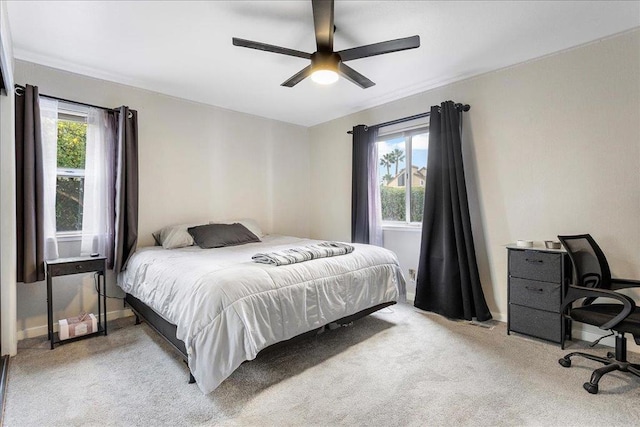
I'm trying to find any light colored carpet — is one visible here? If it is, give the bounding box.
[4,302,640,426]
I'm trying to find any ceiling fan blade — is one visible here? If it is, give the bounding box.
[337,35,420,62]
[312,0,334,52]
[232,37,311,60]
[281,65,313,87]
[338,63,375,89]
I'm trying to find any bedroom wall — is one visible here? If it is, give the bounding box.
[308,30,640,345]
[0,0,17,355]
[13,60,311,338]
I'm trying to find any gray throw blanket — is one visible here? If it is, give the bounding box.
[252,241,355,266]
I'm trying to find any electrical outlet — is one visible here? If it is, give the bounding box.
[409,269,416,281]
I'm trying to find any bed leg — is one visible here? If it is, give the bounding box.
[183,360,196,384]
[134,314,141,325]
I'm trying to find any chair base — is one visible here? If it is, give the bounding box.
[558,334,640,394]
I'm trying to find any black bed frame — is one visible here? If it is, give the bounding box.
[124,293,395,384]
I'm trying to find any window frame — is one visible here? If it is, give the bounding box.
[55,107,88,238]
[377,125,429,229]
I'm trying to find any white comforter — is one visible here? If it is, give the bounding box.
[117,235,404,394]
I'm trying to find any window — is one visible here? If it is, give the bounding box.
[377,126,428,224]
[40,97,115,261]
[55,108,87,234]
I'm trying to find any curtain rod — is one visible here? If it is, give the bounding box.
[14,84,116,113]
[346,103,470,134]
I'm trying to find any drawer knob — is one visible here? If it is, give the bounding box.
[525,258,543,264]
[75,265,82,270]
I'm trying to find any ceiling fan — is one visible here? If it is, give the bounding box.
[232,0,420,89]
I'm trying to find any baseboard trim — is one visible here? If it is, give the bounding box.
[16,307,640,354]
[17,309,134,341]
[501,319,640,354]
[405,291,415,304]
[490,312,507,323]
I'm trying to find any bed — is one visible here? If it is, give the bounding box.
[117,233,405,394]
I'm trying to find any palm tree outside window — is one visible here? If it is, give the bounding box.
[376,127,429,224]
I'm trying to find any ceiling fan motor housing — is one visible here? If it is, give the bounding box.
[311,51,341,72]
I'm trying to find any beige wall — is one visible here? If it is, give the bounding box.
[309,30,640,332]
[13,60,310,338]
[0,0,17,355]
[4,27,640,349]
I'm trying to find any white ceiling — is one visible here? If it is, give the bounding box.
[6,1,640,127]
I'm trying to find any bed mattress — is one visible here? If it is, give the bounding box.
[117,235,404,393]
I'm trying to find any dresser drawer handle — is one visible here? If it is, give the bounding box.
[525,259,543,264]
[525,286,545,294]
[75,265,82,270]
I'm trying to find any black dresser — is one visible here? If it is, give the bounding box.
[507,246,571,347]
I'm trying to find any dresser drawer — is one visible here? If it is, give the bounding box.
[509,250,562,283]
[509,304,562,343]
[509,278,561,312]
[48,259,105,277]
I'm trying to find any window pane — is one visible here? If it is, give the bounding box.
[57,120,87,169]
[378,137,407,222]
[56,119,87,232]
[56,176,85,232]
[410,132,428,222]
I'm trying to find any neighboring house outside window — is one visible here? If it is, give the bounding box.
[377,126,429,225]
[386,165,427,188]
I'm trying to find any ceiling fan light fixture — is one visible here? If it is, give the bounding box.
[310,51,341,85]
[311,69,339,85]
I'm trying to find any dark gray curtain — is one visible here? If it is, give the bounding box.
[112,107,139,273]
[414,101,491,321]
[15,84,45,283]
[351,124,381,245]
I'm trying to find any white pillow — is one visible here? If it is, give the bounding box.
[153,223,201,249]
[209,218,264,238]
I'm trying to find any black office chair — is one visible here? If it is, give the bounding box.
[557,234,640,394]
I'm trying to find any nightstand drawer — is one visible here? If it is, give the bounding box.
[48,259,105,277]
[509,304,562,343]
[509,250,562,283]
[509,278,561,312]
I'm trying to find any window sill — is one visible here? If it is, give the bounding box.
[382,223,422,232]
[56,233,82,242]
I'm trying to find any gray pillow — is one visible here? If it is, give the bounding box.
[187,223,260,249]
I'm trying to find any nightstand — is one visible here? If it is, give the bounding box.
[45,256,107,349]
[506,246,572,348]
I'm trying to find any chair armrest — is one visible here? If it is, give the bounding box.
[611,278,640,290]
[561,285,636,330]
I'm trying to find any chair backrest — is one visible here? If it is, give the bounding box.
[557,234,612,290]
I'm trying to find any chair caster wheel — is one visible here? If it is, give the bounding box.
[558,358,571,368]
[607,352,614,359]
[583,382,598,394]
